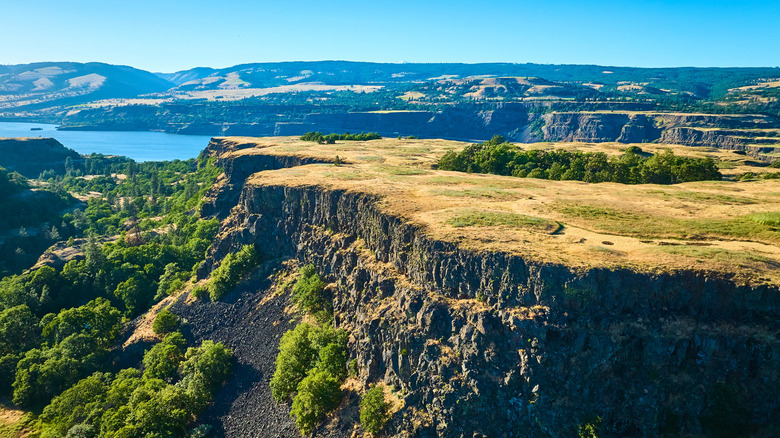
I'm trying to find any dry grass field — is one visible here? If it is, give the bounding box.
[215,136,780,285]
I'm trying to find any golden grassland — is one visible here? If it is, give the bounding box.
[215,136,780,285]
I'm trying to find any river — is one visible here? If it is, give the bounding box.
[0,122,213,162]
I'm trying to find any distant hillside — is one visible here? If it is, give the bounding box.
[3,61,780,155]
[0,62,173,110]
[156,66,218,86]
[162,61,780,98]
[0,137,81,178]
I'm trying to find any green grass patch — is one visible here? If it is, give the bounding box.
[717,161,737,169]
[429,187,516,199]
[0,411,34,438]
[747,212,780,226]
[447,210,562,234]
[393,146,431,154]
[356,155,385,163]
[556,204,640,221]
[430,176,473,185]
[555,202,780,243]
[663,191,758,205]
[657,246,780,269]
[378,166,430,176]
[323,171,372,180]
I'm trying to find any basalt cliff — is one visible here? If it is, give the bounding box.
[171,137,779,437]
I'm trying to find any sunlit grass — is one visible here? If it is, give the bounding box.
[747,212,780,226]
[447,209,562,234]
[555,202,780,243]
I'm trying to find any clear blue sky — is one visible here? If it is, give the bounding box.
[2,0,778,72]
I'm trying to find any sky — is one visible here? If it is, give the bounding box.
[1,0,779,72]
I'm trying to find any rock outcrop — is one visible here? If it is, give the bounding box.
[186,139,779,437]
[542,113,632,142]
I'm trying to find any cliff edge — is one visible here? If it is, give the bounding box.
[172,136,779,437]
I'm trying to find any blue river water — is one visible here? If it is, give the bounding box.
[0,122,213,162]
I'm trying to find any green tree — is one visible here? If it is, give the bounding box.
[0,304,40,356]
[152,308,180,335]
[114,275,154,316]
[270,323,317,402]
[142,332,186,381]
[290,368,342,435]
[12,346,82,409]
[178,340,233,395]
[360,385,391,435]
[317,343,347,381]
[207,244,258,301]
[41,298,122,348]
[291,264,328,315]
[40,372,112,436]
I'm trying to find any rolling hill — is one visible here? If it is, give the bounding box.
[0,62,173,111]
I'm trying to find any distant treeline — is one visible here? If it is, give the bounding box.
[438,136,722,184]
[300,131,382,143]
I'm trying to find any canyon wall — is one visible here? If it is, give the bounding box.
[189,139,779,437]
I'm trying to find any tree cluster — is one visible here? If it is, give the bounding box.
[38,332,232,437]
[300,131,382,144]
[438,136,722,184]
[270,265,348,435]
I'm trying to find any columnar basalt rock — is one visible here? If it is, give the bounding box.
[194,138,779,437]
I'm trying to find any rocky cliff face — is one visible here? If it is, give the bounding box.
[0,137,81,178]
[59,101,780,157]
[199,138,331,218]
[660,127,780,157]
[541,112,780,159]
[542,113,632,142]
[189,139,779,437]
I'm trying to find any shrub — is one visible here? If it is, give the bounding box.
[624,145,643,154]
[700,383,753,438]
[152,308,180,335]
[142,332,186,381]
[360,385,390,435]
[191,286,207,299]
[291,264,328,315]
[270,324,317,402]
[290,368,342,435]
[577,416,601,438]
[317,343,347,381]
[301,132,381,143]
[207,244,258,301]
[179,340,234,395]
[348,359,358,378]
